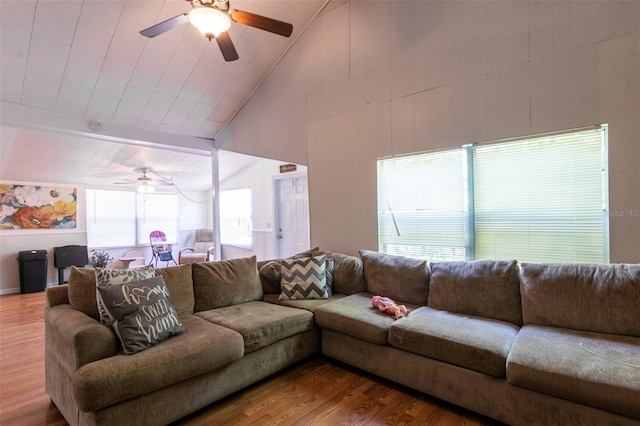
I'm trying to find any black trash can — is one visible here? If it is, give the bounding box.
[17,250,48,294]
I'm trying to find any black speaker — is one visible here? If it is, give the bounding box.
[54,245,89,268]
[54,245,89,284]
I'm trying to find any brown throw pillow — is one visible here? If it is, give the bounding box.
[97,276,186,355]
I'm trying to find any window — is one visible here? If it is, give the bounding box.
[377,126,609,263]
[378,150,466,260]
[219,188,252,247]
[135,193,179,245]
[87,189,178,248]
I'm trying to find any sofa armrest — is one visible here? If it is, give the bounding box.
[45,304,119,373]
[46,285,70,307]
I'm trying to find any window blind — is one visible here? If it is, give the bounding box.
[473,127,607,263]
[377,150,466,260]
[87,189,136,247]
[376,126,608,264]
[135,193,179,245]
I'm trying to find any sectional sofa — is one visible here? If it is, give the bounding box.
[44,249,640,426]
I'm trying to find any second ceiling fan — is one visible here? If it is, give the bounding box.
[140,0,293,62]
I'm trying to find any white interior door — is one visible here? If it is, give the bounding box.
[276,176,310,258]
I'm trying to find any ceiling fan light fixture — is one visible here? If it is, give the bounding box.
[189,7,231,39]
[138,184,155,194]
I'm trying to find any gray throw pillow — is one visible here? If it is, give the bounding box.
[95,265,156,325]
[96,276,186,355]
[359,250,429,306]
[280,255,330,300]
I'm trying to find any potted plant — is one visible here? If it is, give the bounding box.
[89,249,114,268]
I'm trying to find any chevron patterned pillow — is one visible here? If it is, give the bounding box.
[279,255,329,300]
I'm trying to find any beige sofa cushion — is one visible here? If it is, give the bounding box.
[360,250,429,306]
[192,256,263,311]
[196,301,314,353]
[389,306,519,377]
[520,263,640,336]
[72,315,244,412]
[263,293,347,312]
[507,325,640,419]
[314,293,420,345]
[428,260,522,326]
[155,263,194,316]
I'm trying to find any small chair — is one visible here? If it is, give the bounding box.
[179,228,214,264]
[149,230,177,267]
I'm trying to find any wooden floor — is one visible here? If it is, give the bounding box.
[0,292,503,426]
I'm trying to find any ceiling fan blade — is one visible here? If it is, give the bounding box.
[140,13,189,38]
[215,31,239,62]
[229,10,293,37]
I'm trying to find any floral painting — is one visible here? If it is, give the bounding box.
[0,184,77,229]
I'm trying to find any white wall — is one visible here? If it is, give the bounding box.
[216,0,640,263]
[0,185,212,294]
[219,157,306,260]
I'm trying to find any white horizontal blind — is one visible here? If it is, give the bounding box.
[377,150,466,260]
[87,189,136,247]
[473,127,607,263]
[135,193,179,245]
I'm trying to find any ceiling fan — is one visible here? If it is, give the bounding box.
[139,0,294,62]
[115,168,174,189]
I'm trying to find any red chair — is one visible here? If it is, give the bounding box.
[149,230,177,267]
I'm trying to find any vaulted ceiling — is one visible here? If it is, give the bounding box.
[0,0,328,190]
[1,0,327,138]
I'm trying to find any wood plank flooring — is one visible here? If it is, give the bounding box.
[0,292,503,426]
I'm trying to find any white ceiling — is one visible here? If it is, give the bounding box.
[0,124,263,191]
[0,0,328,190]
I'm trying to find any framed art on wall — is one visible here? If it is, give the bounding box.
[0,184,77,229]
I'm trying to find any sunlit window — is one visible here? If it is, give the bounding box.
[87,189,178,248]
[377,126,609,263]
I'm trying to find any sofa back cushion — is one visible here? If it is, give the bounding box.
[360,250,429,306]
[428,260,522,326]
[192,256,263,311]
[68,266,100,320]
[329,252,367,295]
[258,260,281,294]
[520,263,640,336]
[155,264,194,316]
